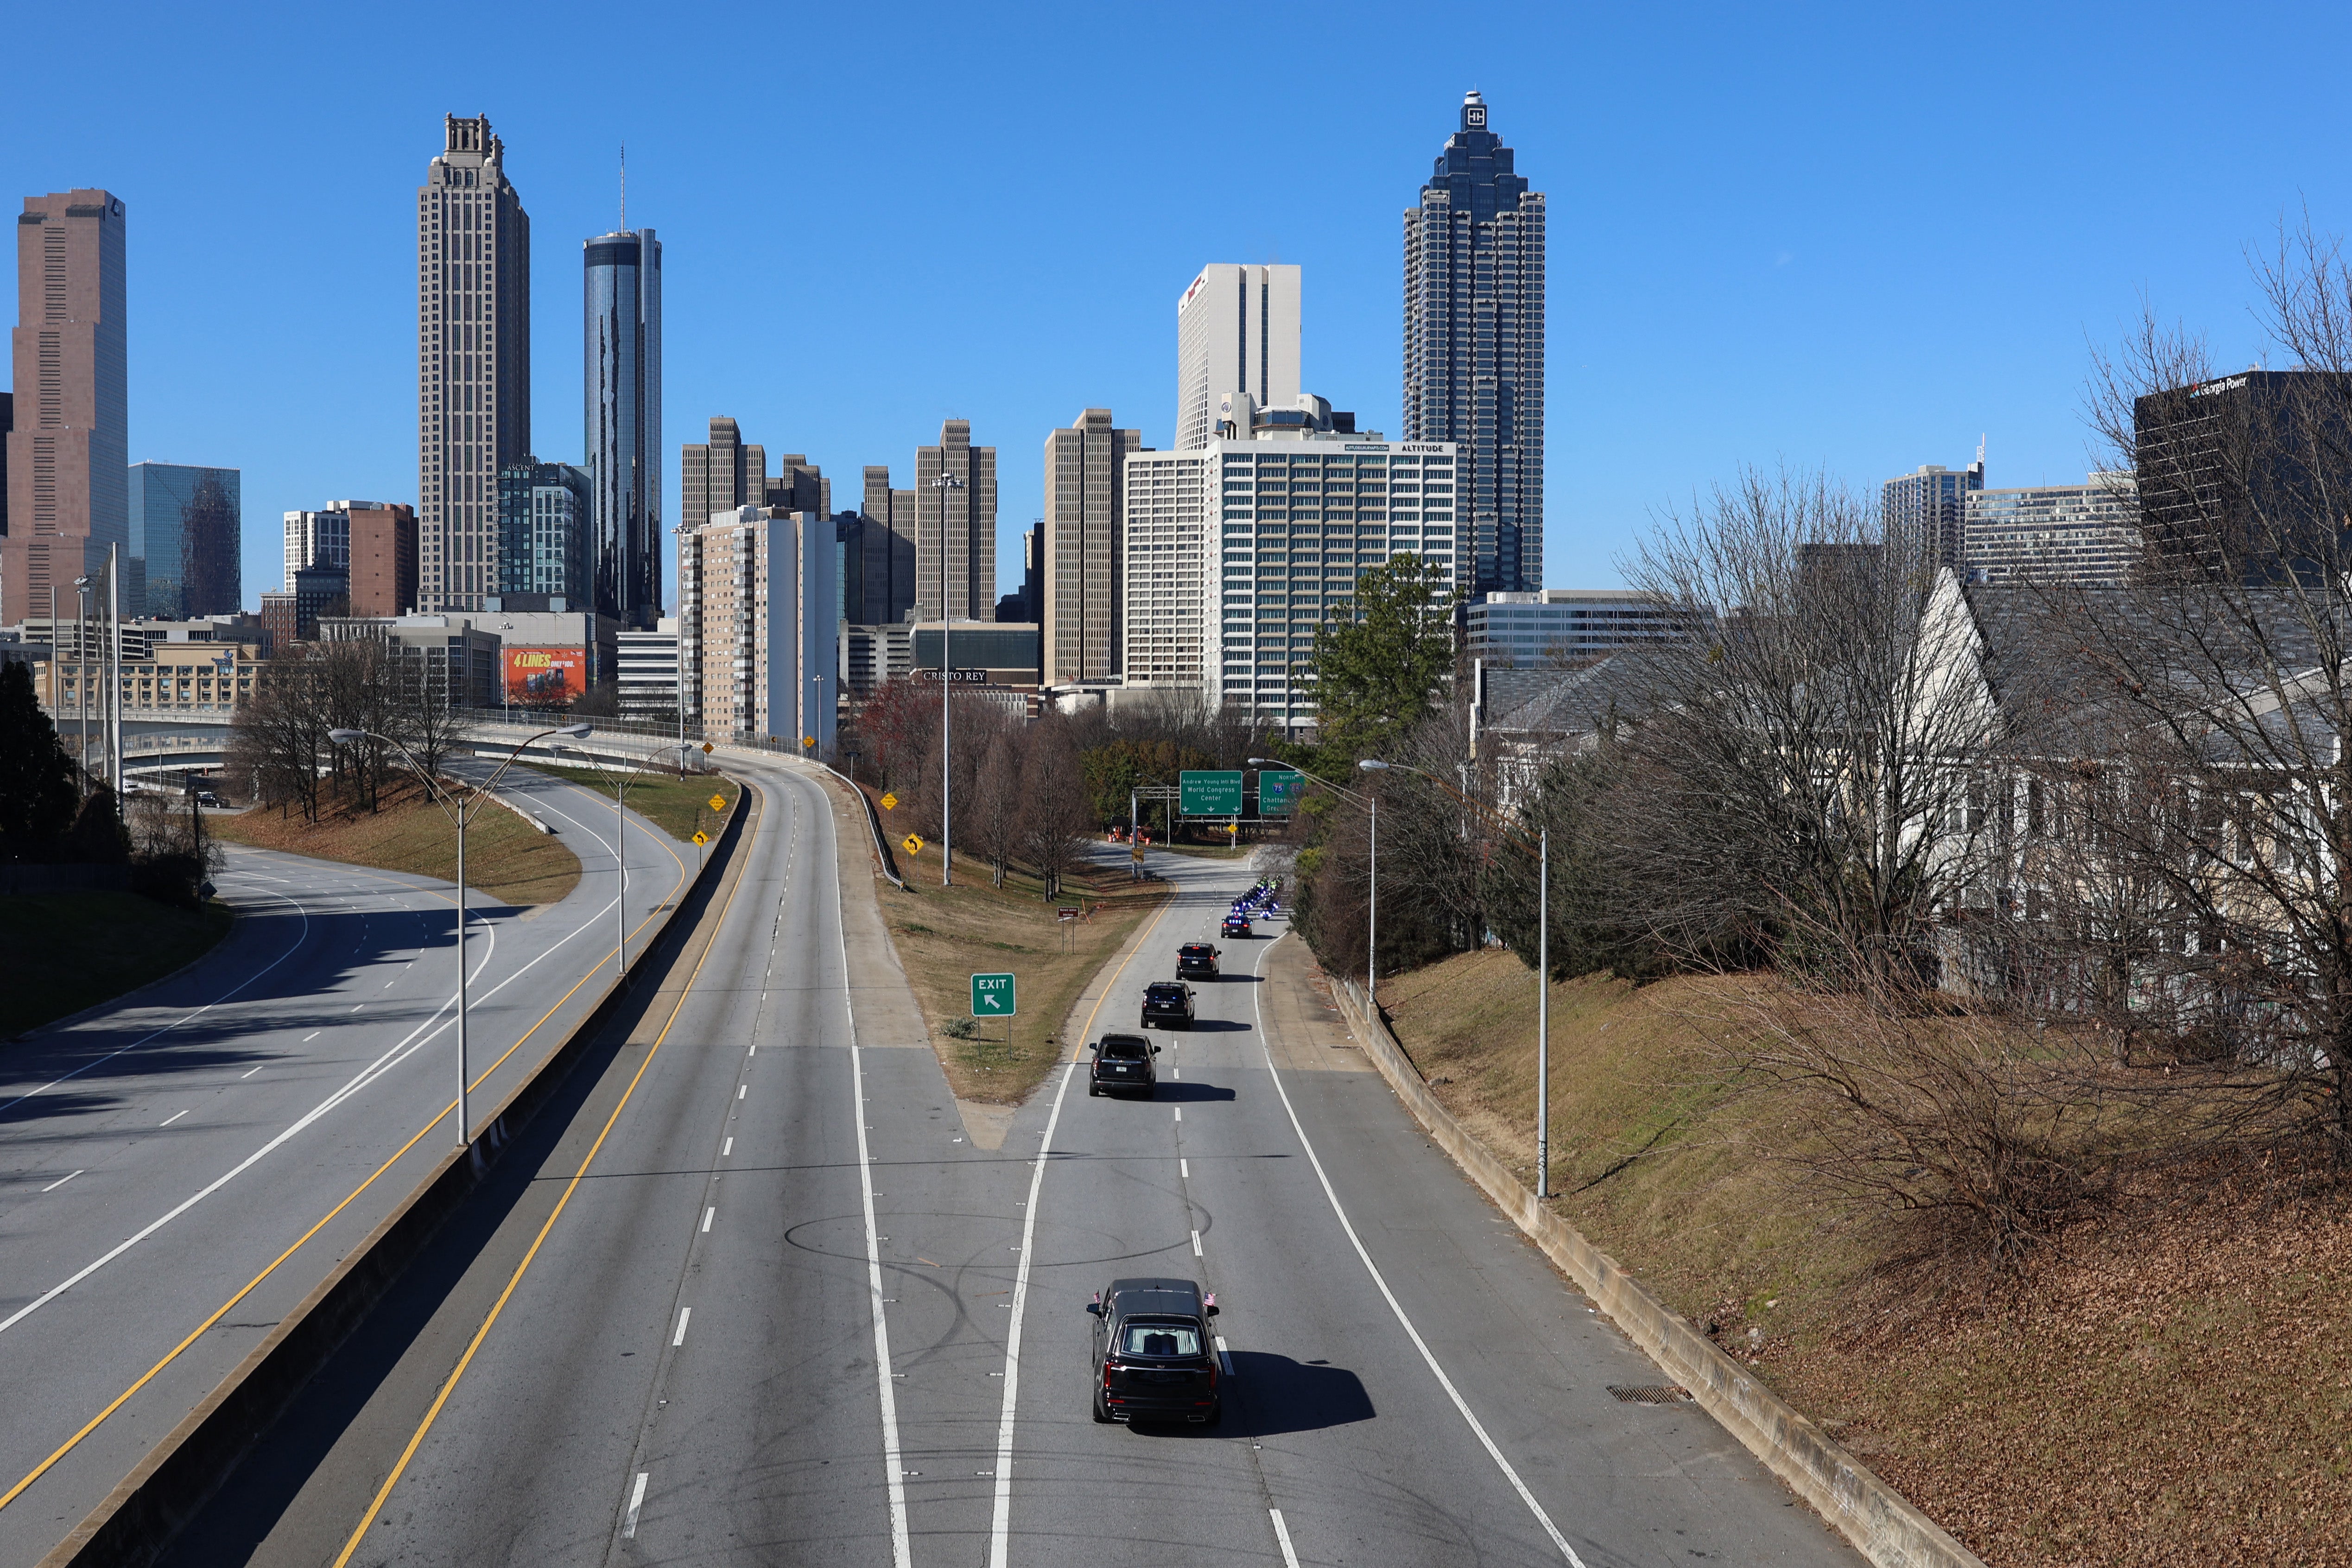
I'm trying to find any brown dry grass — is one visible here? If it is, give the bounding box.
[210,777,581,908]
[1379,948,2352,1566]
[879,850,1167,1104]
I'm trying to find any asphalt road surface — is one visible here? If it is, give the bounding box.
[159,763,1862,1568]
[0,763,689,1564]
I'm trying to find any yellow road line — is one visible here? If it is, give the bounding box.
[0,809,704,1517]
[1067,892,1178,1060]
[331,785,764,1565]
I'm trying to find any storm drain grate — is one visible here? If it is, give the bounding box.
[1607,1384,1695,1405]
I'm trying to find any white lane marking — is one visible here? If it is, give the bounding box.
[350,1005,364,1013]
[240,1065,264,1079]
[672,1308,691,1347]
[1252,934,1588,1566]
[988,1056,1079,1568]
[1191,1228,1204,1257]
[302,1031,320,1043]
[383,979,396,988]
[1217,1335,1234,1376]
[0,885,312,1117]
[158,1110,189,1127]
[622,1471,648,1539]
[721,1136,733,1157]
[0,910,521,1339]
[1270,1507,1302,1568]
[700,1206,715,1233]
[737,1083,746,1100]
[1173,1107,1182,1122]
[1179,1157,1188,1178]
[42,1171,84,1193]
[1173,1066,1181,1079]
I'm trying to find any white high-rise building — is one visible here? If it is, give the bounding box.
[417,114,531,614]
[681,507,837,750]
[1122,427,1459,735]
[283,504,366,590]
[1963,473,2141,587]
[1174,264,1300,452]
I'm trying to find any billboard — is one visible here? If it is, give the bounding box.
[503,646,588,706]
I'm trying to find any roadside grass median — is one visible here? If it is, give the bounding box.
[514,763,740,845]
[209,777,580,908]
[1375,946,2352,1566]
[0,892,234,1038]
[881,851,1167,1104]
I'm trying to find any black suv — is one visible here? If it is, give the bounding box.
[1140,982,1195,1030]
[1088,1276,1221,1425]
[1089,1033,1160,1097]
[1177,943,1220,979]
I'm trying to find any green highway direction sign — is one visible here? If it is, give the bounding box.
[971,972,1016,1017]
[1179,769,1244,816]
[1258,768,1305,816]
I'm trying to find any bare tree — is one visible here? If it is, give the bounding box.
[230,648,334,822]
[1018,720,1091,901]
[968,727,1026,887]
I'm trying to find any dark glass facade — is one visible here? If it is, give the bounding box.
[583,229,662,628]
[498,459,591,604]
[1403,92,1546,594]
[129,461,241,618]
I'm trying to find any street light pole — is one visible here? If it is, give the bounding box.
[555,736,693,981]
[328,720,588,1145]
[1249,756,1380,1006]
[932,470,965,888]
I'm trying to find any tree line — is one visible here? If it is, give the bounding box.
[228,638,469,822]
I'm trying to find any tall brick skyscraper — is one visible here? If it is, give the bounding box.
[4,190,127,625]
[418,115,530,613]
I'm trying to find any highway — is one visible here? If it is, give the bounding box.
[0,762,690,1565]
[158,755,1861,1568]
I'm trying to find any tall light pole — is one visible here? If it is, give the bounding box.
[1251,757,1381,1006]
[1360,756,1552,1199]
[552,736,693,980]
[329,720,588,1146]
[932,470,965,888]
[73,576,92,794]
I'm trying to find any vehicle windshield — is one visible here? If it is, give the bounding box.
[1099,1039,1147,1060]
[1119,1321,1203,1357]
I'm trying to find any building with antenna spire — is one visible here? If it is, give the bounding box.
[583,153,661,628]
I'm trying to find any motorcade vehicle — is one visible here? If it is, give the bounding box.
[1177,943,1221,979]
[195,790,222,807]
[1088,1033,1160,1097]
[1140,981,1195,1029]
[1088,1276,1221,1424]
[1221,913,1253,939]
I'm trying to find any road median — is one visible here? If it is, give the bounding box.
[33,783,755,1568]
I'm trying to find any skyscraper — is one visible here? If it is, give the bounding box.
[129,462,241,619]
[4,190,127,626]
[913,420,996,623]
[349,502,418,617]
[1042,408,1140,683]
[497,458,591,604]
[1175,265,1300,453]
[418,114,531,614]
[583,227,660,628]
[1403,91,1545,595]
[855,465,919,624]
[680,416,765,527]
[284,504,353,590]
[1882,456,1984,567]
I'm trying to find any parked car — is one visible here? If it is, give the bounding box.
[1088,1276,1221,1425]
[1089,1033,1160,1097]
[1177,943,1221,979]
[1221,913,1253,939]
[1140,981,1195,1030]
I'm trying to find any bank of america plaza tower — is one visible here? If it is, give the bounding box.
[1403,90,1544,594]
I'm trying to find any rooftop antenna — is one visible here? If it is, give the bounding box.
[1976,432,1986,466]
[619,144,626,231]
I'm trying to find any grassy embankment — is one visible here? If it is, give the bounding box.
[209,777,580,908]
[0,893,234,1038]
[513,764,741,846]
[1377,948,2352,1567]
[878,844,1167,1104]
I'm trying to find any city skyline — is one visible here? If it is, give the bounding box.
[10,5,2352,614]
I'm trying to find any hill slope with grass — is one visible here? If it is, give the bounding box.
[209,778,578,908]
[1377,947,2352,1566]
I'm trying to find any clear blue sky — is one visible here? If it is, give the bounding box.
[6,1,2347,612]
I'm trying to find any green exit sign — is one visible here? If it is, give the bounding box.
[1179,770,1243,816]
[970,972,1016,1016]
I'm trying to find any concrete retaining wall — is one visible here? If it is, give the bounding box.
[37,788,755,1568]
[1329,975,1985,1568]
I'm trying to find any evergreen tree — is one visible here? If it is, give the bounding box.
[1305,553,1459,770]
[0,661,78,851]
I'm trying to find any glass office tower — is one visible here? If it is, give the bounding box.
[130,461,241,618]
[584,228,661,628]
[1403,91,1546,595]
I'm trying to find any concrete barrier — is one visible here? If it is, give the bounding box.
[1329,974,1985,1568]
[36,787,755,1568]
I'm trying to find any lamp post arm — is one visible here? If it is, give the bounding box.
[1374,760,1534,852]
